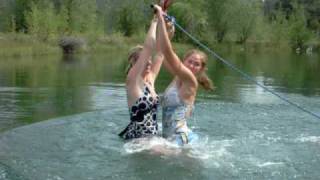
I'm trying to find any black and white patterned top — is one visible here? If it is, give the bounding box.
[119,85,159,140]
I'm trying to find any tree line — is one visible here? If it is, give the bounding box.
[0,0,319,51]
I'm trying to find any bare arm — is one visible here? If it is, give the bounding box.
[126,18,157,106]
[127,18,157,83]
[150,17,164,81]
[150,16,176,81]
[150,53,164,80]
[154,5,197,86]
[153,18,175,76]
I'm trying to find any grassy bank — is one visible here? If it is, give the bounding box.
[0,33,319,58]
[0,33,132,57]
[0,33,60,57]
[0,33,194,58]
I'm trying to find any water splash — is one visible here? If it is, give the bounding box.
[256,162,284,168]
[123,136,180,154]
[186,136,235,160]
[296,135,320,143]
[122,134,236,169]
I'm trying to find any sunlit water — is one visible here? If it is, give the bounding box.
[0,51,320,179]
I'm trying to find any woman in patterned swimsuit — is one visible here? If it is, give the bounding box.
[119,14,174,140]
[154,5,214,145]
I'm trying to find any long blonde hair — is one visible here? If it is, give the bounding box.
[183,49,214,91]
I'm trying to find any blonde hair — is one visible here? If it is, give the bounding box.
[126,45,143,74]
[183,49,214,91]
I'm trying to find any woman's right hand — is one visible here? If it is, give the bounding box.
[153,4,164,18]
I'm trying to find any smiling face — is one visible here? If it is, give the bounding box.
[183,50,207,75]
[183,53,203,74]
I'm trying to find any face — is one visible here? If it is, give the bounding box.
[143,58,152,75]
[183,53,203,75]
[130,55,152,76]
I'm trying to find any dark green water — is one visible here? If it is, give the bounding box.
[0,50,319,179]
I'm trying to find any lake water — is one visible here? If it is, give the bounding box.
[0,49,320,179]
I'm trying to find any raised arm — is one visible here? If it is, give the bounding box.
[151,15,176,81]
[154,5,197,86]
[151,0,176,78]
[150,17,164,80]
[127,18,157,83]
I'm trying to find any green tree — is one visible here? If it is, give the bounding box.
[13,0,29,32]
[269,10,290,46]
[287,3,313,50]
[65,0,98,34]
[170,0,208,42]
[117,6,135,36]
[115,0,151,37]
[206,0,233,43]
[56,4,69,35]
[0,0,15,32]
[302,0,320,34]
[25,2,58,40]
[231,0,259,44]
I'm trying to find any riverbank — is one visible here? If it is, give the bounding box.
[0,33,196,58]
[0,33,319,57]
[0,33,133,57]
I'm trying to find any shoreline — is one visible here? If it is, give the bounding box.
[0,33,319,58]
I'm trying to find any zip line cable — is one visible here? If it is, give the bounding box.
[161,12,320,120]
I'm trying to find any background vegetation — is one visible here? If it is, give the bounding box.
[0,0,319,56]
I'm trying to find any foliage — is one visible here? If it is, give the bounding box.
[169,0,208,43]
[116,6,138,37]
[287,3,313,50]
[231,0,259,44]
[67,0,98,34]
[206,0,233,43]
[269,10,290,46]
[12,0,29,32]
[25,2,59,41]
[0,0,318,53]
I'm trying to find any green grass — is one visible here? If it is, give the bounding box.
[0,33,60,57]
[0,33,137,57]
[0,32,319,57]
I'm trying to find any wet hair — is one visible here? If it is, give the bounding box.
[126,45,143,74]
[183,49,214,91]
